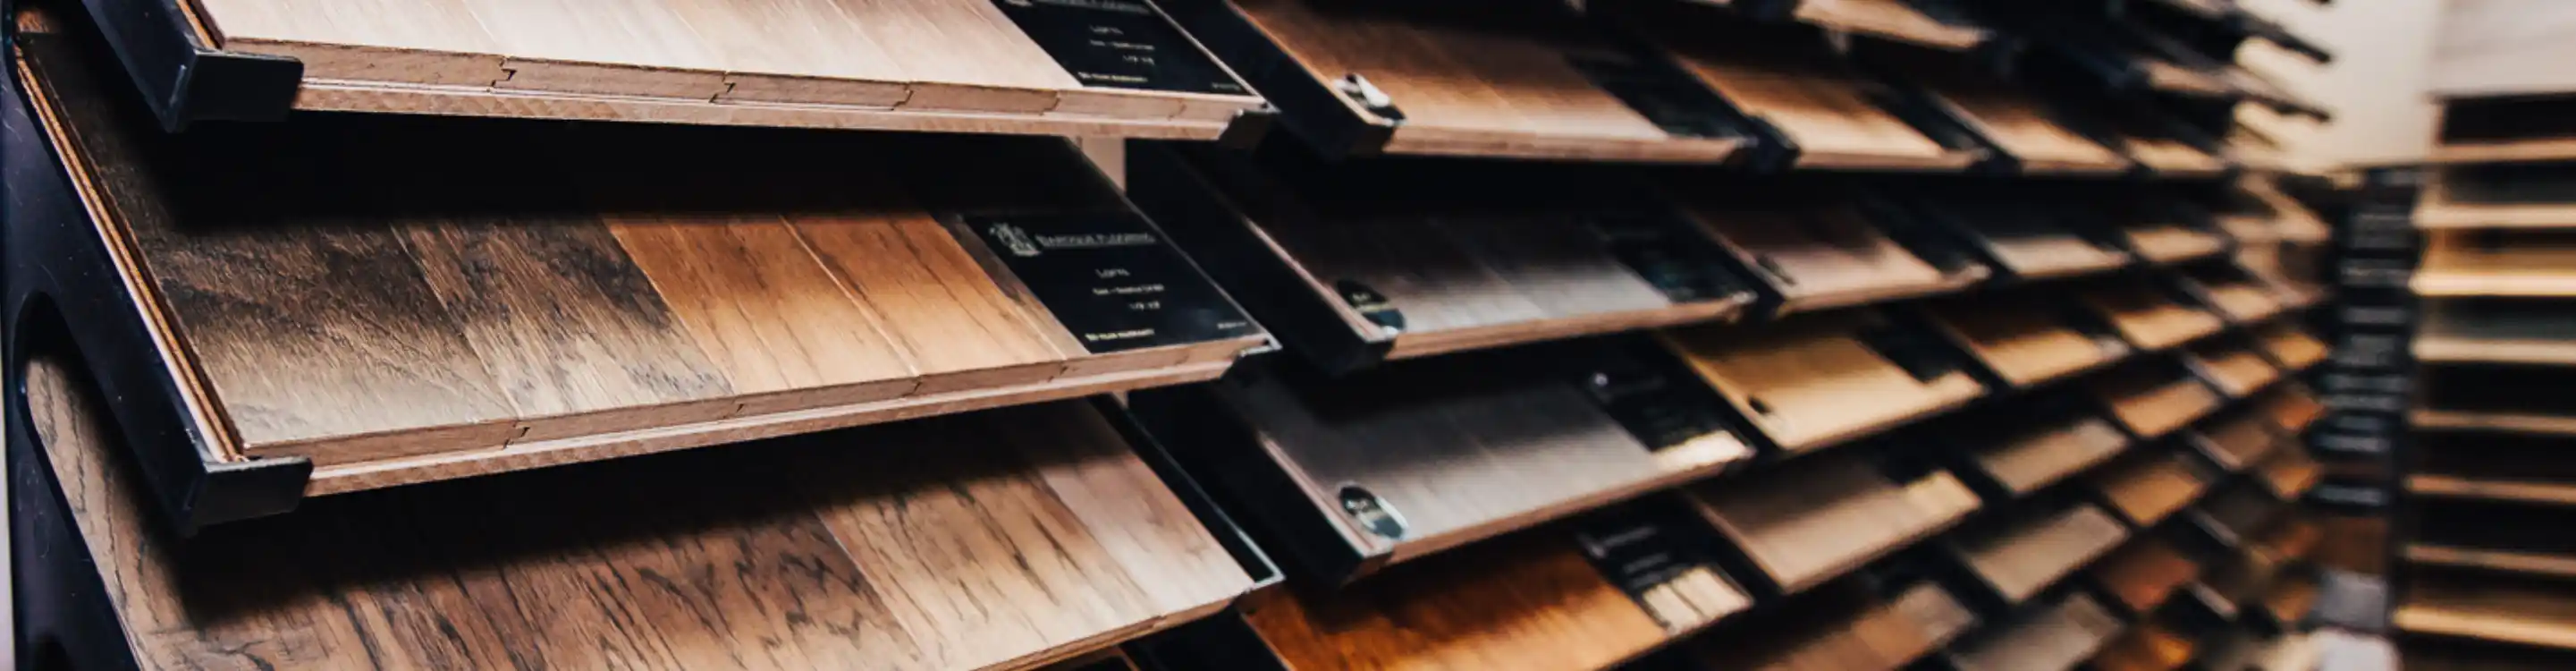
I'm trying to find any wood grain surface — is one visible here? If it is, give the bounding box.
[2251,386,2326,435]
[1792,0,1985,51]
[2399,569,2576,651]
[1693,582,1977,671]
[1660,314,1986,452]
[26,350,1252,671]
[2190,411,2282,471]
[1219,361,1744,568]
[1243,531,1739,671]
[184,0,1263,125]
[1943,594,2124,671]
[24,34,1263,485]
[2091,536,2202,613]
[1633,8,1964,170]
[1684,453,1979,593]
[2183,267,2285,323]
[2087,448,2210,526]
[1932,201,2133,278]
[1873,54,2128,174]
[2090,620,2195,671]
[1229,0,1743,161]
[2077,279,2225,351]
[1955,505,2129,604]
[2248,319,2329,370]
[1674,194,1962,312]
[2183,339,2281,397]
[1924,293,2130,386]
[1968,413,2133,497]
[2088,363,2223,439]
[2417,229,2576,297]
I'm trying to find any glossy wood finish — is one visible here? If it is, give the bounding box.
[2189,411,2283,471]
[2420,163,2576,228]
[2418,300,2576,366]
[1944,594,2124,671]
[1212,361,1750,571]
[1879,58,2129,174]
[21,33,1266,493]
[2398,569,2576,652]
[2092,536,2203,613]
[1672,190,1974,314]
[2183,339,2281,397]
[25,351,1253,671]
[1660,313,1986,452]
[1967,413,2133,497]
[184,0,1263,136]
[1223,0,1746,162]
[2077,279,2226,351]
[2418,229,2576,297]
[1626,7,1966,170]
[2251,386,2327,435]
[1243,531,1747,671]
[2229,174,2334,243]
[1924,293,2131,386]
[1693,582,1978,671]
[1683,453,1979,592]
[2249,319,2330,370]
[1955,504,2129,604]
[2088,363,2224,439]
[2088,448,2211,526]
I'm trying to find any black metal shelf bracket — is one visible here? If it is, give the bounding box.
[72,0,301,130]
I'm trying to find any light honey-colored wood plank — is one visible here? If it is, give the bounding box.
[2419,166,2576,229]
[2249,319,2328,370]
[2410,473,2576,506]
[1677,199,1969,313]
[2183,339,2280,397]
[1697,582,1977,671]
[2089,450,2210,526]
[2398,573,2576,652]
[2410,545,2576,581]
[1685,454,1979,593]
[2090,365,2223,439]
[1925,295,2129,387]
[1660,314,1987,452]
[1955,505,2129,604]
[2079,280,2226,351]
[1793,0,1985,51]
[2415,409,2576,437]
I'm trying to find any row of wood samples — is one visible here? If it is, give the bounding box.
[1128,141,1759,372]
[16,22,1271,497]
[93,0,1270,137]
[12,347,1273,671]
[1126,348,1753,584]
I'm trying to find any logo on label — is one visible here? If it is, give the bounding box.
[990,223,1042,258]
[1339,486,1407,540]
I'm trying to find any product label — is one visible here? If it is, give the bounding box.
[1591,213,1753,304]
[967,213,1259,352]
[1565,55,1742,139]
[992,0,1250,95]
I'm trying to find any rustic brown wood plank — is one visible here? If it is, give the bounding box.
[1684,453,1979,592]
[1925,294,2129,386]
[1660,313,1985,452]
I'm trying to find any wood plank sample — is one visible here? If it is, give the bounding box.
[2087,363,2224,439]
[1954,505,2130,604]
[2227,174,2334,243]
[1924,293,2131,387]
[181,0,1263,137]
[1684,453,1979,592]
[2114,208,2230,264]
[2183,339,2281,397]
[2251,386,2326,435]
[2091,620,2196,671]
[2180,265,2285,323]
[2419,299,2576,366]
[1211,359,1748,573]
[2189,411,2283,471]
[20,33,1265,493]
[2420,365,2576,437]
[1693,582,1978,671]
[2076,279,2226,351]
[1628,5,1967,170]
[1921,200,2133,279]
[24,350,1254,671]
[1671,187,1972,314]
[1965,412,2133,497]
[1243,531,1746,671]
[2399,569,2576,652]
[2249,319,2330,370]
[2255,448,2323,499]
[1221,0,1744,162]
[1660,312,1986,452]
[2411,502,2576,581]
[1944,594,2125,671]
[2088,448,2212,526]
[1855,43,2127,174]
[2418,229,2576,297]
[1792,0,1987,51]
[2092,536,2203,613]
[2420,163,2576,228]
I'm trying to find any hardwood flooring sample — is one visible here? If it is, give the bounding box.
[2432,4,2576,98]
[1684,453,1978,592]
[2189,410,2283,471]
[1924,293,2130,386]
[1693,582,1978,671]
[2092,536,2203,613]
[1629,6,1964,170]
[1660,313,1986,452]
[1965,412,2133,497]
[2088,363,2223,439]
[1262,215,1550,339]
[21,35,1261,488]
[2418,229,2576,297]
[1224,0,1742,161]
[2251,386,2326,435]
[1212,361,1744,573]
[2420,163,2576,228]
[1674,191,1965,313]
[1243,531,1743,671]
[2114,210,2229,264]
[2091,620,2196,671]
[2088,448,2211,526]
[1944,594,2124,671]
[1792,0,1987,51]
[1954,505,2129,604]
[2183,339,2281,397]
[2255,448,2323,499]
[2182,266,2285,323]
[1871,53,2128,174]
[2399,570,2576,652]
[182,0,1263,133]
[2249,319,2329,370]
[2077,278,2225,351]
[24,349,1254,671]
[1925,200,2133,278]
[2419,299,2576,366]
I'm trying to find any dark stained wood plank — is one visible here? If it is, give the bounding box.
[21,34,519,464]
[2091,536,2202,613]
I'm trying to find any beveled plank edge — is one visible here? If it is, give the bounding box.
[2408,544,2576,582]
[2412,273,2576,298]
[1777,270,1987,317]
[1379,127,1750,165]
[1790,148,1981,173]
[1384,294,1752,362]
[305,358,1243,495]
[2415,336,2576,367]
[293,79,1257,141]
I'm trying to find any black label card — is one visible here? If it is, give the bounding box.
[1565,55,1743,140]
[1333,279,1408,334]
[967,213,1260,353]
[1570,505,1737,630]
[991,0,1250,96]
[1582,344,1736,451]
[1590,213,1752,304]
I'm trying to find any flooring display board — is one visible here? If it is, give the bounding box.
[1661,180,1989,318]
[50,0,1270,137]
[9,22,1272,523]
[1160,0,1762,162]
[1857,42,2135,175]
[1920,290,2133,389]
[2074,276,2229,352]
[1659,310,1987,454]
[1946,399,2135,500]
[10,350,1276,671]
[1680,443,1979,595]
[1881,185,2136,281]
[1129,142,1757,372]
[2417,163,2576,229]
[1128,350,1753,584]
[1677,565,1981,671]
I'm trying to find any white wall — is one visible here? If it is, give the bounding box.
[2234,0,2446,167]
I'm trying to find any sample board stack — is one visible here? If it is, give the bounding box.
[2389,72,2576,667]
[0,0,2343,669]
